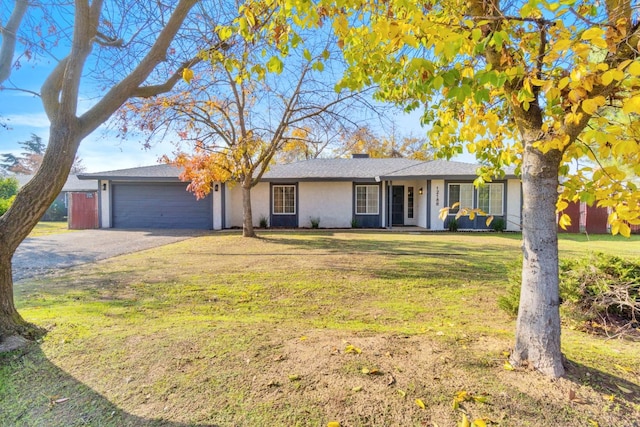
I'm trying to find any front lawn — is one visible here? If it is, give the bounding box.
[27,221,72,237]
[2,232,639,426]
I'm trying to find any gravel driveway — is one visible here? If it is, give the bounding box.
[12,229,204,282]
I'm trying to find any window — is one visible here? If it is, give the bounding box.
[273,185,296,214]
[478,183,504,215]
[448,183,473,214]
[356,185,379,214]
[407,187,414,219]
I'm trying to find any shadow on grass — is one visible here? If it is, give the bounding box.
[0,344,219,427]
[564,358,640,405]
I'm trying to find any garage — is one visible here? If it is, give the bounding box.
[112,182,213,229]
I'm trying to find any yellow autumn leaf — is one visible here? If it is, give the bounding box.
[601,70,614,86]
[328,422,341,427]
[627,61,640,76]
[459,413,471,427]
[622,96,640,114]
[504,361,515,371]
[558,213,572,230]
[581,27,604,40]
[485,215,494,227]
[556,200,569,211]
[415,398,426,409]
[472,419,488,427]
[182,67,194,84]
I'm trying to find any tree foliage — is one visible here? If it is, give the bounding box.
[246,0,640,377]
[0,177,18,216]
[1,134,86,174]
[120,6,369,237]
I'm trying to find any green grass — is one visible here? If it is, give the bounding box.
[2,231,639,426]
[28,221,72,237]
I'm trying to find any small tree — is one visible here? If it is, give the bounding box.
[123,12,369,238]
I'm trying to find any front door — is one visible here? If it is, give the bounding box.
[392,186,404,225]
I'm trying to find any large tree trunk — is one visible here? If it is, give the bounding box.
[242,182,256,238]
[511,143,565,377]
[0,252,31,340]
[0,124,80,344]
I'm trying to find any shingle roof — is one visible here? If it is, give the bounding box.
[262,158,421,181]
[77,158,518,182]
[15,174,98,192]
[78,164,183,181]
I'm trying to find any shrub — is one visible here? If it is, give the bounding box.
[310,217,320,229]
[499,253,640,335]
[491,218,506,232]
[0,177,18,199]
[446,217,459,232]
[0,195,16,216]
[259,215,268,228]
[351,218,359,228]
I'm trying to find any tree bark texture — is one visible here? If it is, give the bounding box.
[511,142,565,378]
[0,0,198,346]
[242,183,256,238]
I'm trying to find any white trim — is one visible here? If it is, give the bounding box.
[478,183,505,216]
[272,184,296,215]
[447,183,474,215]
[355,184,379,215]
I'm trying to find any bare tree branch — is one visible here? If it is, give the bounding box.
[0,0,28,84]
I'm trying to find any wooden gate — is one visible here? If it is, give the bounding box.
[69,191,98,229]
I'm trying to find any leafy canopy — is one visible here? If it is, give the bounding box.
[263,0,640,235]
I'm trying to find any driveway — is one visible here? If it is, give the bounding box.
[12,229,204,282]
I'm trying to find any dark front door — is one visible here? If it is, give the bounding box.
[392,186,404,225]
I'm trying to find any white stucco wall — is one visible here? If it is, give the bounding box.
[506,178,522,231]
[299,181,353,228]
[99,180,111,228]
[429,179,446,230]
[225,182,270,228]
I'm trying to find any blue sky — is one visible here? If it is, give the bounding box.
[0,68,174,173]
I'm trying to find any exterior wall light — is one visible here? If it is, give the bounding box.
[418,187,423,195]
[102,183,107,191]
[214,184,219,192]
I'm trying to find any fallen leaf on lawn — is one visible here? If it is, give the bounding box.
[616,384,632,394]
[54,397,69,404]
[587,419,599,427]
[344,344,362,354]
[569,389,588,404]
[288,374,300,381]
[361,367,370,374]
[352,386,363,392]
[327,422,340,427]
[458,413,471,427]
[503,361,515,371]
[273,354,286,362]
[472,395,489,404]
[472,419,489,427]
[397,389,406,398]
[299,336,307,341]
[606,394,615,402]
[415,398,426,409]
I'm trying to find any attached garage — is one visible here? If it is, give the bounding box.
[112,182,212,229]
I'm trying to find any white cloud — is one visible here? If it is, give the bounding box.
[3,113,50,128]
